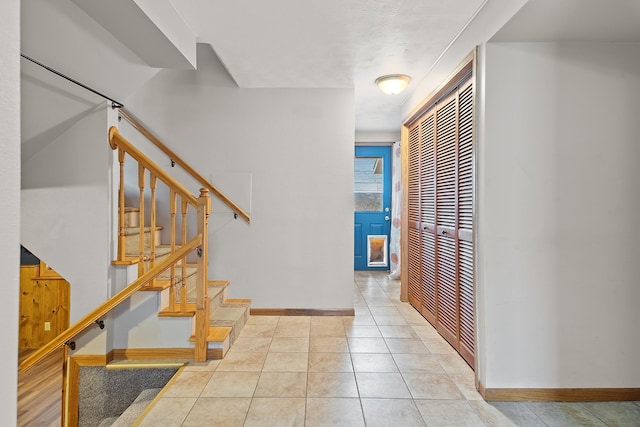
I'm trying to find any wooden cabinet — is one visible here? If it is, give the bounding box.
[19,262,70,349]
[404,65,475,367]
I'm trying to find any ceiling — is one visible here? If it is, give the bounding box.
[169,0,487,133]
[22,0,640,150]
[491,0,640,43]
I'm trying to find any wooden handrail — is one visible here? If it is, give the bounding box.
[118,109,251,223]
[109,127,198,207]
[19,234,203,373]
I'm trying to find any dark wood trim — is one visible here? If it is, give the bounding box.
[70,353,114,366]
[66,352,114,427]
[408,295,420,311]
[477,380,486,397]
[419,305,437,328]
[470,46,479,376]
[66,356,80,427]
[111,347,223,360]
[250,308,355,316]
[482,388,640,402]
[403,51,475,127]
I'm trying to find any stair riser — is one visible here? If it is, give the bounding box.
[209,287,228,311]
[125,230,162,254]
[123,210,139,228]
[210,303,250,348]
[158,270,196,287]
[227,305,249,345]
[178,282,228,307]
[206,337,230,355]
[142,252,181,270]
[158,281,228,309]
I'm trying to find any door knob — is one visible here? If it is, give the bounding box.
[385,216,390,221]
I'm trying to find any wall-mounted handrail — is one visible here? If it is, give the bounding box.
[109,127,197,207]
[118,109,251,223]
[21,53,124,109]
[19,235,203,373]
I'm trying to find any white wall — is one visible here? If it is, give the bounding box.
[0,0,20,424]
[21,108,113,323]
[401,0,527,121]
[477,42,640,388]
[112,292,193,349]
[123,45,355,310]
[21,0,159,158]
[355,131,400,143]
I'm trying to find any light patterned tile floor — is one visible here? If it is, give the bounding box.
[140,271,640,426]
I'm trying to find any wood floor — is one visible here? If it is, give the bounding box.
[18,347,64,427]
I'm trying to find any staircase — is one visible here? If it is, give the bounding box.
[17,111,253,427]
[123,206,250,357]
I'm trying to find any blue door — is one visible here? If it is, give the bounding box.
[354,146,392,270]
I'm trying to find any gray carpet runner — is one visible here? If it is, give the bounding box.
[79,366,178,427]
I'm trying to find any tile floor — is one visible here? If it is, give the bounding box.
[139,271,640,426]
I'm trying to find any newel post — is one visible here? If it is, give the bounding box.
[194,188,211,362]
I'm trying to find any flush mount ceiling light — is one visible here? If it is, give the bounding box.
[375,74,411,95]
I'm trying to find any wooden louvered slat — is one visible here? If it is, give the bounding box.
[436,235,458,346]
[419,112,438,326]
[458,82,474,232]
[420,230,437,324]
[408,125,421,224]
[408,228,422,308]
[457,81,474,367]
[436,98,457,229]
[459,239,474,366]
[420,114,435,226]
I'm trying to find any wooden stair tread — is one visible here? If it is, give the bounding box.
[189,326,232,343]
[157,265,197,281]
[208,280,230,287]
[208,283,227,300]
[225,298,252,304]
[114,246,181,264]
[123,226,163,236]
[210,304,250,323]
[158,305,196,317]
[125,245,174,259]
[174,276,227,304]
[139,281,172,291]
[111,257,142,265]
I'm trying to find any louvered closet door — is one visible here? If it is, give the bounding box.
[435,94,460,347]
[407,124,422,309]
[419,113,437,325]
[403,68,475,368]
[457,80,474,366]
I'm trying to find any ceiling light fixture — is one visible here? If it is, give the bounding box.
[375,74,411,95]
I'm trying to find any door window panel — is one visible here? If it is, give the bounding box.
[354,157,383,212]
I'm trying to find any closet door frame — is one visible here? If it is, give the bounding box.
[400,50,477,370]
